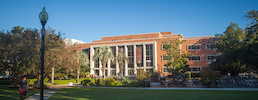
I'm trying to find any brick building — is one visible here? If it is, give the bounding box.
[77,32,216,77]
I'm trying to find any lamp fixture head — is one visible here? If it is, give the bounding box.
[39,7,49,22]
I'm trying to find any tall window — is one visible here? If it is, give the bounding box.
[207,55,218,61]
[206,43,217,50]
[82,48,90,59]
[127,45,134,68]
[188,56,201,61]
[146,44,153,66]
[187,44,201,50]
[110,46,116,68]
[94,48,99,68]
[136,45,143,67]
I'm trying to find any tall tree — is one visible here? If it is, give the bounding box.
[213,22,246,76]
[93,46,114,84]
[76,51,89,87]
[163,36,190,84]
[241,10,258,69]
[116,53,129,78]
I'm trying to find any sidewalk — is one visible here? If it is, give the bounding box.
[25,83,80,100]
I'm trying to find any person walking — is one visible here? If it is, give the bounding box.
[19,76,29,100]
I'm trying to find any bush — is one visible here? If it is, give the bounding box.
[81,77,95,86]
[122,78,133,85]
[105,78,115,86]
[54,79,76,85]
[0,79,12,85]
[27,78,50,85]
[135,70,148,81]
[150,72,160,81]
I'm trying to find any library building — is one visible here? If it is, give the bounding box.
[76,31,217,78]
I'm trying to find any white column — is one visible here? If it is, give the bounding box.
[90,46,94,75]
[134,45,137,75]
[99,60,102,76]
[143,44,146,71]
[154,42,158,72]
[124,45,128,76]
[107,48,111,76]
[116,46,119,76]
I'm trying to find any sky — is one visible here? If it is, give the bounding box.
[0,0,258,43]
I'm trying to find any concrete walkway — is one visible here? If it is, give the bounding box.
[25,84,79,100]
[25,83,258,100]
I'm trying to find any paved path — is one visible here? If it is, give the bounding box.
[25,84,79,100]
[25,83,258,100]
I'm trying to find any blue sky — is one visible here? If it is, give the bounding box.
[0,0,257,43]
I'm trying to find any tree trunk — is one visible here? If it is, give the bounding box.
[77,64,80,88]
[51,67,54,83]
[120,64,123,79]
[102,63,106,85]
[37,75,41,88]
[12,74,17,88]
[173,76,176,86]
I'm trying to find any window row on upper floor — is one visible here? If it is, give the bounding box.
[161,43,217,51]
[162,55,218,61]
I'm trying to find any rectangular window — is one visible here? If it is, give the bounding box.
[111,40,116,41]
[162,55,169,61]
[162,67,169,73]
[207,55,218,61]
[127,45,134,68]
[146,44,153,66]
[125,38,131,40]
[161,44,166,50]
[191,67,201,71]
[128,69,134,75]
[111,70,116,76]
[188,56,201,61]
[143,37,148,39]
[136,45,143,67]
[187,44,201,50]
[110,47,116,68]
[82,48,90,59]
[206,44,217,50]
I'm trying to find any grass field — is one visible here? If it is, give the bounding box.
[0,87,40,100]
[49,88,258,100]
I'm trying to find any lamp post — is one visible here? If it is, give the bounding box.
[213,59,217,87]
[39,7,48,100]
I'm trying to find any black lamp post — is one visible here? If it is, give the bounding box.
[39,7,48,100]
[213,59,217,87]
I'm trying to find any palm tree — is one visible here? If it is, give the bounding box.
[77,51,89,87]
[93,46,114,84]
[116,53,129,78]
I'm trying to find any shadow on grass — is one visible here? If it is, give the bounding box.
[49,88,258,100]
[0,88,40,100]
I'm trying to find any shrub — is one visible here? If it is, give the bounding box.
[135,70,148,81]
[95,79,103,86]
[81,77,95,86]
[0,79,12,85]
[54,79,76,85]
[122,78,133,85]
[150,72,160,81]
[105,78,115,86]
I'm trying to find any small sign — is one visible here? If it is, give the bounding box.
[146,60,151,62]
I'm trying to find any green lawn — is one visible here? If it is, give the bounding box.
[49,88,258,100]
[0,88,40,100]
